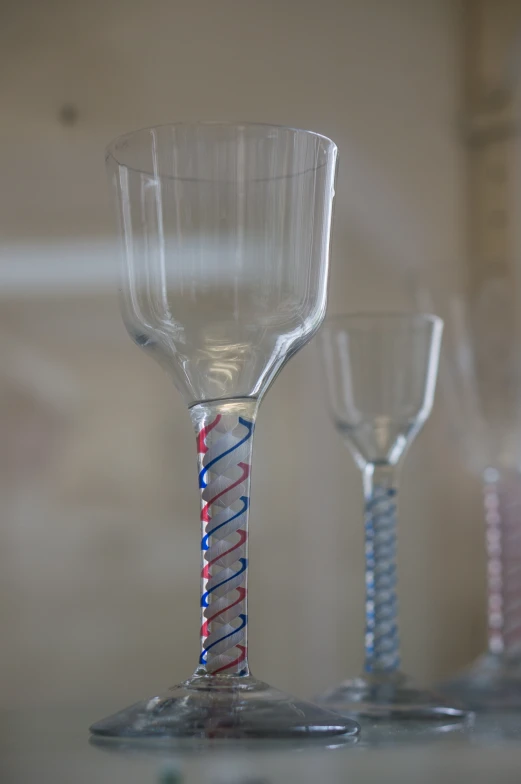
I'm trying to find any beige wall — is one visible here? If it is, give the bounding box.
[0,0,485,709]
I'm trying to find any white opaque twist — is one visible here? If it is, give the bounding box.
[197,412,254,675]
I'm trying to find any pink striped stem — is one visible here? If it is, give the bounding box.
[484,467,521,657]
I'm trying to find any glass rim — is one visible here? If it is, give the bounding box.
[105,120,338,181]
[324,311,443,329]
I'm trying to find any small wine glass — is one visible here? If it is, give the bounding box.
[316,312,469,720]
[89,122,359,739]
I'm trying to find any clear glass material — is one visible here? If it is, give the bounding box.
[90,122,359,739]
[429,296,521,710]
[108,122,337,406]
[316,313,469,721]
[439,465,521,710]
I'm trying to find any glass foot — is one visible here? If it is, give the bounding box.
[90,674,360,740]
[438,652,521,711]
[317,672,470,721]
[357,718,469,748]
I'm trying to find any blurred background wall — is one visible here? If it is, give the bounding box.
[0,0,495,710]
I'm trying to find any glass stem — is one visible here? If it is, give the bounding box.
[484,467,521,658]
[189,398,259,677]
[362,463,401,674]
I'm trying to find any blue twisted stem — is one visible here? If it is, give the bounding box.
[364,484,400,673]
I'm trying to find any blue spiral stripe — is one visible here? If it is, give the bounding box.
[201,497,249,551]
[199,417,254,489]
[199,614,247,665]
[198,414,253,675]
[364,486,400,673]
[366,488,396,511]
[201,557,248,608]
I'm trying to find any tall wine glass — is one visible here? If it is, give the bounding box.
[89,122,359,739]
[317,313,468,720]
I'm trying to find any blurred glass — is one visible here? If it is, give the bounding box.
[434,292,521,709]
[321,313,441,466]
[317,313,468,721]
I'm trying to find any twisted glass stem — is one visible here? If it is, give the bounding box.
[484,467,521,658]
[190,398,258,677]
[362,464,400,674]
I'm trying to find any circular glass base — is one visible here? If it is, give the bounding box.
[90,731,355,755]
[438,652,521,711]
[356,718,469,748]
[90,675,360,740]
[317,672,470,721]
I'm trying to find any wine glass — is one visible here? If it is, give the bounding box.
[439,465,521,710]
[434,295,521,710]
[89,122,359,739]
[316,313,469,720]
